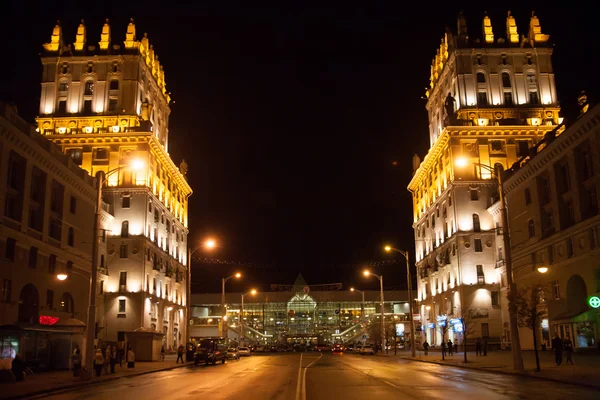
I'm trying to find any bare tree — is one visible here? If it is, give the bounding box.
[438,321,450,360]
[366,317,395,349]
[455,305,477,363]
[514,285,547,371]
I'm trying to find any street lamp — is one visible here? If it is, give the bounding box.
[384,246,417,358]
[221,273,242,337]
[240,289,257,343]
[350,288,365,320]
[537,266,548,274]
[59,158,144,379]
[455,156,524,370]
[363,269,386,353]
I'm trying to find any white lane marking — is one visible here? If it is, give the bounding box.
[295,353,304,400]
[384,380,400,389]
[301,353,323,400]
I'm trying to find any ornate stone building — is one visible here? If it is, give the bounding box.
[36,19,192,350]
[408,12,561,347]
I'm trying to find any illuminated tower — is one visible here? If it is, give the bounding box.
[37,19,192,350]
[407,12,560,347]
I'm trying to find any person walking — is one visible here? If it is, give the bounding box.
[127,347,135,369]
[563,335,574,365]
[161,344,166,362]
[108,346,117,373]
[423,340,429,356]
[94,349,104,377]
[475,338,482,356]
[552,335,563,365]
[71,348,82,377]
[441,341,447,358]
[447,340,453,356]
[177,344,185,363]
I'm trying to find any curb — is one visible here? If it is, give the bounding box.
[401,357,600,391]
[3,363,190,400]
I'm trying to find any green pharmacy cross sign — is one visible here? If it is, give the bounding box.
[589,296,600,309]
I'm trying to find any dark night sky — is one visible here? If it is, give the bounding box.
[2,1,600,293]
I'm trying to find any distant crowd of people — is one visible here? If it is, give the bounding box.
[71,342,136,378]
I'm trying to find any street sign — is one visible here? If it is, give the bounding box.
[589,296,600,309]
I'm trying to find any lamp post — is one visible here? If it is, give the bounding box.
[187,239,218,344]
[384,246,416,358]
[455,156,524,370]
[363,270,385,353]
[61,159,144,379]
[350,288,365,320]
[240,289,257,344]
[221,273,241,337]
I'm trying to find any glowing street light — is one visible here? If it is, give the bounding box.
[241,289,258,341]
[205,239,216,249]
[221,272,242,337]
[57,273,68,281]
[363,270,386,353]
[350,287,365,320]
[537,266,549,273]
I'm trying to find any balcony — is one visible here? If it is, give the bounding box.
[495,260,505,269]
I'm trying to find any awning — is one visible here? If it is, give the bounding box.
[552,308,598,324]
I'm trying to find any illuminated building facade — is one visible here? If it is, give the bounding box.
[408,12,561,347]
[0,103,111,368]
[190,275,410,345]
[492,101,600,350]
[36,19,192,350]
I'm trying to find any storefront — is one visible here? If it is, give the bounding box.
[552,309,598,349]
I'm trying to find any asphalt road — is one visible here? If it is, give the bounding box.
[32,353,600,400]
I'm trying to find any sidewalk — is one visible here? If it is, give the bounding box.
[0,354,190,399]
[379,349,600,390]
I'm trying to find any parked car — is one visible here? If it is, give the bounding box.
[353,345,362,354]
[360,345,375,355]
[238,347,251,356]
[332,344,344,354]
[227,347,240,360]
[194,337,228,365]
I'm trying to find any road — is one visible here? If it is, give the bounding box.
[32,352,600,400]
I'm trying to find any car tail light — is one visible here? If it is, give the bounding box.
[215,351,220,355]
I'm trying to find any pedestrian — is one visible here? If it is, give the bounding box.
[551,335,563,365]
[11,355,26,382]
[177,344,184,363]
[161,344,166,361]
[475,338,482,356]
[109,345,117,373]
[102,347,110,375]
[423,340,429,356]
[454,342,458,354]
[563,335,574,365]
[71,348,82,377]
[94,349,104,377]
[447,340,453,355]
[483,338,488,356]
[127,347,135,369]
[441,341,446,357]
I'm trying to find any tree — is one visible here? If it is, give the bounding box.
[514,285,547,371]
[366,317,396,349]
[455,305,477,363]
[438,320,450,360]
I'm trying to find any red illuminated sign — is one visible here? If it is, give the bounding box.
[39,316,59,325]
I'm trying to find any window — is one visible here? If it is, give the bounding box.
[121,221,129,238]
[46,290,54,309]
[2,279,11,303]
[517,141,529,158]
[527,71,536,83]
[61,64,68,74]
[99,280,104,295]
[94,148,108,160]
[59,82,69,92]
[67,149,83,165]
[120,244,128,258]
[529,91,539,105]
[474,239,483,252]
[118,299,126,313]
[470,189,479,201]
[477,92,488,106]
[60,292,74,313]
[84,81,94,96]
[122,196,131,208]
[525,188,531,205]
[556,161,571,194]
[154,209,159,223]
[57,100,67,114]
[119,272,127,292]
[528,219,535,238]
[83,99,92,114]
[476,72,486,83]
[431,215,435,228]
[476,264,484,284]
[108,98,118,112]
[491,291,499,306]
[490,140,503,152]
[29,246,38,268]
[148,202,153,213]
[5,238,16,261]
[153,278,157,294]
[100,254,105,269]
[48,254,56,274]
[68,227,75,246]
[472,214,481,232]
[110,80,119,90]
[501,72,511,88]
[503,92,513,106]
[69,196,77,213]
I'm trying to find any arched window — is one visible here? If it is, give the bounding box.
[473,214,481,232]
[476,72,486,83]
[501,72,511,88]
[68,227,75,246]
[121,220,129,238]
[528,219,536,238]
[84,81,94,96]
[60,292,75,314]
[109,80,119,91]
[476,72,488,106]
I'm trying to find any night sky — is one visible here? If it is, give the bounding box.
[2,1,600,293]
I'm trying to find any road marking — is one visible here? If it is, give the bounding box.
[295,353,304,400]
[301,353,323,400]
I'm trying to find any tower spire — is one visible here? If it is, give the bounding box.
[482,12,494,44]
[73,19,86,51]
[124,18,137,49]
[43,20,63,52]
[506,11,519,44]
[99,18,111,51]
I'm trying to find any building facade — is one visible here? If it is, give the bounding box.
[190,275,410,346]
[408,12,561,348]
[496,101,600,350]
[0,102,111,368]
[36,19,192,350]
